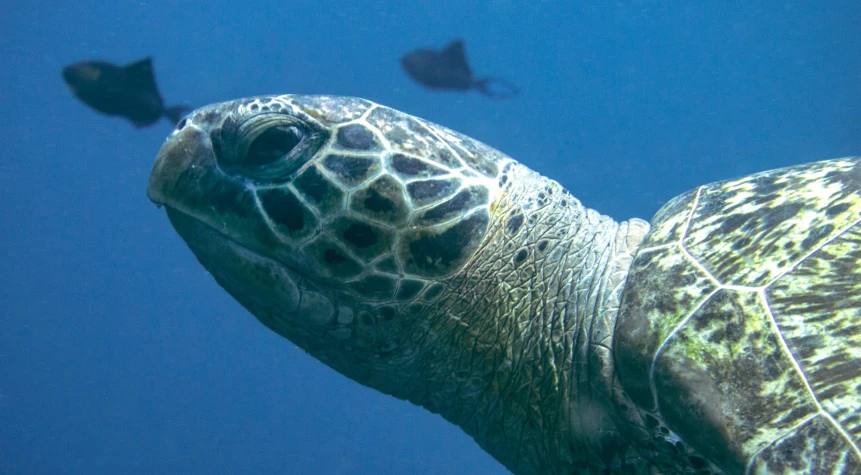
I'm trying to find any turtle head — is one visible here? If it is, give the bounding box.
[148,95,506,378]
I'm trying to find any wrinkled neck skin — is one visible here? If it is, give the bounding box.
[400,163,649,474]
[172,162,648,475]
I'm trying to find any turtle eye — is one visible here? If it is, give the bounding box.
[245,125,305,167]
[215,110,328,181]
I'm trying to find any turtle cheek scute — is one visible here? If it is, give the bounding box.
[329,217,395,263]
[293,165,345,214]
[400,210,490,278]
[406,178,461,207]
[389,153,447,179]
[257,187,318,244]
[323,154,379,187]
[335,123,379,151]
[302,235,364,282]
[349,176,411,228]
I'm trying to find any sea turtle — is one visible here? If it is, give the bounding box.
[146,95,861,474]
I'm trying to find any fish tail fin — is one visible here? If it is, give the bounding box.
[474,77,519,99]
[163,105,192,126]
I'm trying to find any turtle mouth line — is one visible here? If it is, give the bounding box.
[163,205,219,243]
[161,205,309,283]
[161,205,316,325]
[163,205,267,261]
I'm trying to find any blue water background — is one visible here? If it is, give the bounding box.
[2,1,860,473]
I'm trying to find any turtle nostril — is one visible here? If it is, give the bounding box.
[176,117,188,130]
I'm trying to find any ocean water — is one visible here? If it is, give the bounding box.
[1,1,859,473]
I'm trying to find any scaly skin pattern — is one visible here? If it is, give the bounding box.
[147,95,860,474]
[147,94,652,473]
[616,157,861,474]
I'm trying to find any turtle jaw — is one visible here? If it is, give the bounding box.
[147,122,294,292]
[161,205,309,337]
[147,122,276,258]
[147,121,297,281]
[147,123,341,341]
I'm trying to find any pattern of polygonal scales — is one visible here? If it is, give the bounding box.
[615,157,861,474]
[218,96,513,305]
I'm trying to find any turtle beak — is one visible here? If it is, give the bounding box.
[147,124,212,208]
[146,119,277,259]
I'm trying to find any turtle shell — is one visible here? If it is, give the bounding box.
[614,157,861,473]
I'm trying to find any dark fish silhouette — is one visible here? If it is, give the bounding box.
[400,40,519,98]
[62,57,189,128]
